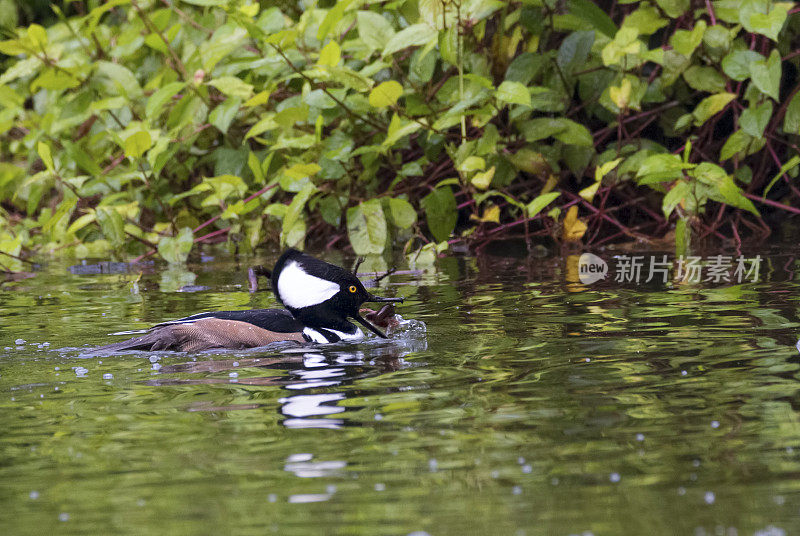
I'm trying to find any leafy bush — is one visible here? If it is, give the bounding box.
[1,0,798,271]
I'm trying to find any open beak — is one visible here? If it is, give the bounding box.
[354,294,403,338]
[366,294,403,304]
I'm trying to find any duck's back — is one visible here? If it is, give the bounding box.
[94,309,307,353]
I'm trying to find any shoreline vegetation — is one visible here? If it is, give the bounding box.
[1,0,799,273]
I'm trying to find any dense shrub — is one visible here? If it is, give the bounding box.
[0,0,798,271]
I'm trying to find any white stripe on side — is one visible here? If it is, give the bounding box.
[303,327,364,343]
[277,261,340,309]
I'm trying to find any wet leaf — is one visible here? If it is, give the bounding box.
[421,187,457,242]
[347,198,387,254]
[389,198,417,229]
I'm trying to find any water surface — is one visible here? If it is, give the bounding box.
[2,248,800,535]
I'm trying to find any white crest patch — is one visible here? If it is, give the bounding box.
[278,261,340,309]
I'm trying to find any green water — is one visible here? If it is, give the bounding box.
[2,249,800,535]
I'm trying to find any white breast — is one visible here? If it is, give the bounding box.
[277,261,340,309]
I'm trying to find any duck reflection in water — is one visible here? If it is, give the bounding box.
[145,305,427,429]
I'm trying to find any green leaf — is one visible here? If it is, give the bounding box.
[389,198,417,229]
[662,180,689,217]
[740,101,772,137]
[569,0,617,37]
[369,80,403,108]
[439,25,458,66]
[721,49,763,81]
[209,97,241,134]
[637,153,692,182]
[621,6,668,35]
[762,155,800,197]
[683,66,726,93]
[245,115,278,139]
[357,11,394,50]
[322,66,372,92]
[518,118,593,147]
[669,20,706,56]
[64,141,102,177]
[720,130,751,161]
[207,77,253,99]
[157,227,194,264]
[421,187,457,242]
[784,91,800,135]
[27,24,47,49]
[123,131,152,159]
[37,141,54,172]
[749,49,781,101]
[383,114,421,146]
[655,0,689,17]
[459,156,485,172]
[146,81,186,120]
[347,199,387,254]
[318,0,354,40]
[557,30,595,74]
[318,41,341,67]
[95,206,126,247]
[739,0,790,41]
[382,23,438,57]
[282,183,316,249]
[692,92,736,126]
[719,175,759,216]
[496,81,531,107]
[527,192,560,218]
[471,166,495,190]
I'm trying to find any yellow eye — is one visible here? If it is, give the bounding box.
[348,285,357,293]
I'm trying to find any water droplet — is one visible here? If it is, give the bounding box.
[103,373,113,380]
[609,472,621,483]
[522,465,532,474]
[58,513,70,522]
[517,456,525,465]
[374,483,385,491]
[636,433,645,441]
[681,370,688,376]
[15,339,25,345]
[267,494,277,503]
[677,487,686,495]
[229,372,238,378]
[512,485,522,495]
[232,361,239,367]
[374,413,383,421]
[704,491,715,504]
[29,491,39,499]
[428,459,438,472]
[711,420,720,429]
[326,485,337,494]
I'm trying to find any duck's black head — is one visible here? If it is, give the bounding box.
[271,249,402,340]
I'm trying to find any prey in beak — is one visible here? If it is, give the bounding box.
[353,295,403,338]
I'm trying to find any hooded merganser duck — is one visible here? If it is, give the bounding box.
[93,249,403,353]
